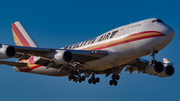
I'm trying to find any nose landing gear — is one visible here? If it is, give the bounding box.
[150,50,158,65]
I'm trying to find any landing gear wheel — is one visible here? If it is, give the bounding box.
[74,77,77,82]
[78,79,82,83]
[88,79,92,84]
[111,74,115,80]
[68,75,72,81]
[77,76,81,81]
[88,73,100,84]
[114,80,117,86]
[96,77,100,83]
[81,76,85,81]
[93,80,96,84]
[110,74,119,86]
[75,70,78,75]
[109,80,114,85]
[115,75,120,80]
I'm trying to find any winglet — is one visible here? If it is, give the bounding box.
[163,58,170,63]
[11,21,38,47]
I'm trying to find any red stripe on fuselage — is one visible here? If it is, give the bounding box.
[11,23,31,47]
[92,34,163,50]
[81,31,165,50]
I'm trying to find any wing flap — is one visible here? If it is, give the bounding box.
[71,50,108,62]
[14,46,50,56]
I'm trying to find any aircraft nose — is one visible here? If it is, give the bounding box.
[166,27,175,39]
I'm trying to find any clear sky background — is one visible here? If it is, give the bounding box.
[0,0,179,101]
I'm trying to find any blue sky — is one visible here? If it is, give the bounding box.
[0,0,179,101]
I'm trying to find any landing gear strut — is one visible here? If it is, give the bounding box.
[109,74,120,86]
[88,73,100,85]
[150,50,158,65]
[149,50,164,73]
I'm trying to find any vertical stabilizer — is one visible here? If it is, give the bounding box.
[11,21,38,47]
[163,58,170,63]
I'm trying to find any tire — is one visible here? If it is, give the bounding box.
[82,76,85,81]
[78,79,82,83]
[88,79,92,84]
[109,80,114,85]
[111,74,115,80]
[92,77,95,80]
[93,80,96,84]
[115,75,120,80]
[114,80,117,86]
[75,70,78,75]
[74,77,77,82]
[68,75,72,81]
[77,76,81,81]
[96,77,100,83]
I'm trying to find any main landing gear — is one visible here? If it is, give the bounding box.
[68,70,86,83]
[109,74,120,86]
[88,73,100,85]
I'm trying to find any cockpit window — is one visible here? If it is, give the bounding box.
[152,19,163,23]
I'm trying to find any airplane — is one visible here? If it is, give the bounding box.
[0,18,175,86]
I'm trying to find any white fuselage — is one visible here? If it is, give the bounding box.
[15,18,175,76]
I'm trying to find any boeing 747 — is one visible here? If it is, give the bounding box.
[0,18,175,86]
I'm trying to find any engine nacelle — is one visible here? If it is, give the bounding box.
[0,45,16,59]
[158,65,175,77]
[53,50,73,64]
[145,62,164,75]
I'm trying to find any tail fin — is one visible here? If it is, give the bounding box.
[163,58,170,63]
[11,21,38,47]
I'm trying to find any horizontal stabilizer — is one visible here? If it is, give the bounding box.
[0,60,27,67]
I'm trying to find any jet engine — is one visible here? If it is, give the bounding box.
[158,65,174,77]
[53,50,73,64]
[0,45,16,59]
[145,61,164,75]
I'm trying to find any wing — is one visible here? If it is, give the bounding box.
[125,58,149,74]
[11,45,108,66]
[13,45,108,60]
[125,57,175,77]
